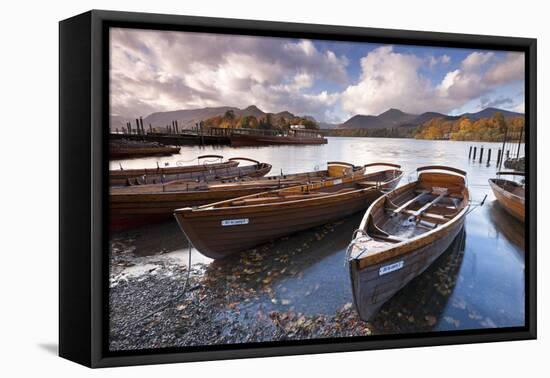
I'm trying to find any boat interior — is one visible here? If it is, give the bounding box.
[206,165,401,209]
[491,177,525,199]
[365,169,468,244]
[118,161,271,187]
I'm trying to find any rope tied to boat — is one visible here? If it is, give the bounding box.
[465,194,488,216]
[344,229,370,267]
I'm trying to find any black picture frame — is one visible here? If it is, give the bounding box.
[59,9,537,368]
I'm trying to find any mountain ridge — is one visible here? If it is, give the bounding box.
[110,105,524,131]
[338,107,523,130]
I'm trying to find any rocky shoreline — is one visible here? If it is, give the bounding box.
[109,219,474,351]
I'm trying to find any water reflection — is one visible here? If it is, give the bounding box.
[200,214,362,315]
[368,229,466,333]
[488,201,525,252]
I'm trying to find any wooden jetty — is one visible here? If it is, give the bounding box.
[110,125,328,147]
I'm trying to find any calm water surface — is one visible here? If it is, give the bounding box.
[110,137,525,332]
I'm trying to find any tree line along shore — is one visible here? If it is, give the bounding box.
[198,110,524,143]
[324,113,525,142]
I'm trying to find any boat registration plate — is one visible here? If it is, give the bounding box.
[379,261,404,276]
[221,218,249,226]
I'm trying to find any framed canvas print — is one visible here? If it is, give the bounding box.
[59,10,536,368]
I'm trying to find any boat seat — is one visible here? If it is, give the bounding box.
[391,190,430,215]
[372,233,406,243]
[409,189,449,218]
[403,210,449,224]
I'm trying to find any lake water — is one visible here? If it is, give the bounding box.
[110,137,525,333]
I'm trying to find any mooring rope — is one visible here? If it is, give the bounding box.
[465,194,488,216]
[344,229,369,267]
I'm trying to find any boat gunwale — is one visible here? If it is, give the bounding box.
[175,168,403,216]
[351,174,469,269]
[488,178,525,204]
[109,167,349,197]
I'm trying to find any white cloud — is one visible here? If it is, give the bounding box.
[514,102,525,113]
[110,29,348,121]
[341,46,445,115]
[485,53,525,84]
[340,46,524,116]
[461,52,494,71]
[428,54,451,68]
[110,29,525,123]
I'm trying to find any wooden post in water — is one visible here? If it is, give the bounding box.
[175,120,179,134]
[499,123,509,169]
[469,146,472,159]
[479,146,484,163]
[139,117,144,135]
[149,124,152,133]
[473,146,477,160]
[516,125,524,159]
[487,149,492,165]
[506,150,510,159]
[135,119,140,135]
[497,149,502,165]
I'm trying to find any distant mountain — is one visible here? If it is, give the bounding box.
[111,105,318,130]
[142,106,239,130]
[111,105,524,131]
[319,122,340,129]
[459,107,523,120]
[338,107,523,129]
[340,108,417,129]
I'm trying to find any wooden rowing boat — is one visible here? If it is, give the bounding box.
[110,157,270,187]
[110,162,366,231]
[488,171,525,223]
[347,165,469,321]
[109,141,180,159]
[174,162,403,259]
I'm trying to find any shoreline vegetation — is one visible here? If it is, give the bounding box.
[325,113,525,142]
[197,109,525,143]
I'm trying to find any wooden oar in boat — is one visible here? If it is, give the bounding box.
[173,162,403,259]
[346,165,469,321]
[110,162,367,231]
[488,171,525,222]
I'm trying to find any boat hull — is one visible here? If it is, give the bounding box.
[230,134,327,146]
[109,167,352,231]
[110,162,270,187]
[489,178,525,222]
[110,160,239,186]
[175,188,383,259]
[349,216,466,321]
[110,146,180,159]
[110,186,280,232]
[348,167,469,321]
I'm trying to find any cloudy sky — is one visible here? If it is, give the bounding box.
[110,28,525,123]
